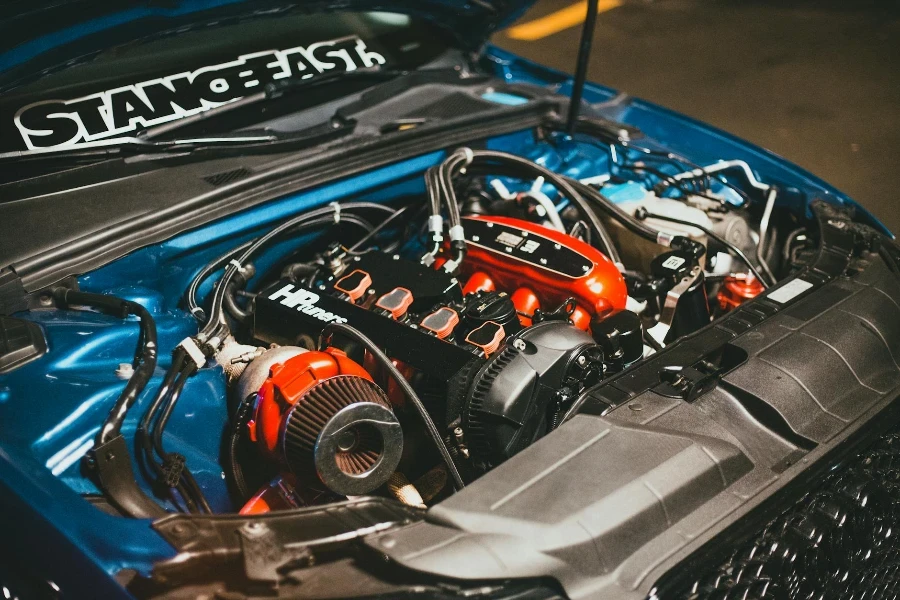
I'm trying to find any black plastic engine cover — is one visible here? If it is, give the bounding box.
[363,202,900,600]
[462,321,598,468]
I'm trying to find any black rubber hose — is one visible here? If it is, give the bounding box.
[151,363,196,460]
[138,348,187,475]
[319,322,466,491]
[565,177,662,244]
[54,289,159,445]
[179,468,212,514]
[223,280,253,322]
[226,393,258,500]
[149,362,214,514]
[175,481,199,514]
[186,240,255,321]
[348,205,411,253]
[282,262,319,281]
[564,186,620,265]
[53,288,166,518]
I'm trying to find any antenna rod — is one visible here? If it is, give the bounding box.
[565,0,600,135]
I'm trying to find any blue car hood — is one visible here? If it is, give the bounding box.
[0,0,534,89]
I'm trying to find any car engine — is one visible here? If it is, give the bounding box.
[235,212,620,510]
[6,114,838,527]
[46,142,785,518]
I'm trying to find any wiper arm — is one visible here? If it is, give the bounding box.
[0,121,354,165]
[140,67,411,140]
[0,66,477,167]
[0,134,274,160]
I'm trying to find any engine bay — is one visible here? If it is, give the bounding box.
[3,84,883,558]
[10,130,821,520]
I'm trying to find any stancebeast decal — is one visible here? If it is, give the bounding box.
[14,36,386,150]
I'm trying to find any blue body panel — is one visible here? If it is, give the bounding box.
[0,45,889,597]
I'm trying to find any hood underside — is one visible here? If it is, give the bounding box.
[0,0,534,92]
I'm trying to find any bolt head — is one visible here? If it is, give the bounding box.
[243,521,267,536]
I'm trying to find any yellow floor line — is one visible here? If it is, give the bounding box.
[505,0,623,41]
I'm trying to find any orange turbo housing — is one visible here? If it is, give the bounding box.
[460,216,627,322]
[249,348,371,459]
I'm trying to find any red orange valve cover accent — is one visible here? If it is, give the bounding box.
[461,216,626,318]
[375,287,414,319]
[462,271,495,296]
[718,273,765,312]
[465,321,505,357]
[510,287,541,327]
[334,269,372,302]
[420,307,460,339]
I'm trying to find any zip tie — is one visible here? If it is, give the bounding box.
[490,179,514,200]
[329,201,341,224]
[228,259,243,271]
[460,147,474,165]
[189,306,205,318]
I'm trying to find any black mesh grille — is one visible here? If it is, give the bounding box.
[203,167,251,187]
[662,423,900,600]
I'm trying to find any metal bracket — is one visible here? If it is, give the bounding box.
[659,265,702,329]
[151,497,420,587]
[239,521,313,583]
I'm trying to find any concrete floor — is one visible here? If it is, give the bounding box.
[495,0,900,233]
